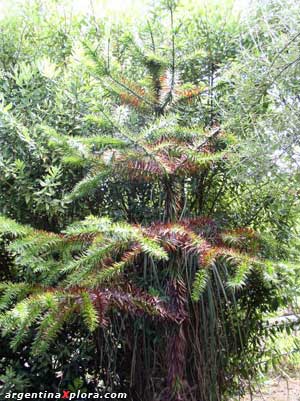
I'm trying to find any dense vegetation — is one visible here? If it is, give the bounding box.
[0,0,299,399]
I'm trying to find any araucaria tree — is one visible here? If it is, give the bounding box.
[0,1,294,400]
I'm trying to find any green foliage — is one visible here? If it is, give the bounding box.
[0,216,33,237]
[0,368,31,394]
[0,214,282,399]
[0,0,299,400]
[191,268,209,301]
[80,292,99,332]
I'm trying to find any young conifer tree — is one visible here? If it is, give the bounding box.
[0,2,281,400]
